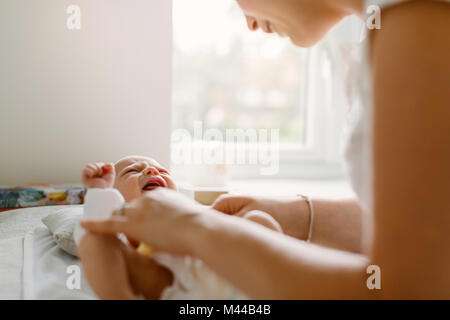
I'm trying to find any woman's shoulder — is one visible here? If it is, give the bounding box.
[365,0,450,10]
[368,0,450,75]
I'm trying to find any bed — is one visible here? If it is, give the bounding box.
[0,205,96,299]
[0,204,245,301]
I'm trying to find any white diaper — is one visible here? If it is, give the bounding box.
[75,188,247,300]
[153,253,247,300]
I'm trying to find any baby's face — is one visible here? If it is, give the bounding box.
[113,156,176,202]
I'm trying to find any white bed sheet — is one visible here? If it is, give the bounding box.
[24,226,96,299]
[0,205,83,299]
[0,237,24,299]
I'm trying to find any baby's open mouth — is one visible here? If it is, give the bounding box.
[142,176,167,191]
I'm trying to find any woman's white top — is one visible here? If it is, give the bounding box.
[344,0,449,251]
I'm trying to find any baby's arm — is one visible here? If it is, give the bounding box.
[82,162,115,189]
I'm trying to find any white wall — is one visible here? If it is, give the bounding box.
[0,0,172,184]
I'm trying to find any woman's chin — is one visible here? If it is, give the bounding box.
[286,31,321,48]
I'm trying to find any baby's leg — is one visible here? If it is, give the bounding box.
[242,210,283,233]
[78,232,173,300]
[120,244,174,300]
[78,232,137,299]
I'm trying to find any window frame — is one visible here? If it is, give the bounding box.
[226,36,349,180]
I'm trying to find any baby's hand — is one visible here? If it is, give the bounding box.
[82,162,115,189]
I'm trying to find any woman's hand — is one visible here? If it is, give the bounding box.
[80,188,208,255]
[82,162,115,189]
[212,195,310,240]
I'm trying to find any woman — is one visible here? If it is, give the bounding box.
[82,0,450,299]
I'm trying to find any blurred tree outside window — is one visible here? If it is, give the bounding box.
[173,0,307,146]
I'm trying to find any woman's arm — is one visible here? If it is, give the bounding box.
[192,212,371,299]
[310,198,362,253]
[81,190,372,299]
[370,1,450,298]
[213,195,363,253]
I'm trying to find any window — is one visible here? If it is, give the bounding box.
[172,0,357,182]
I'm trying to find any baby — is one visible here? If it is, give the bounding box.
[76,155,281,300]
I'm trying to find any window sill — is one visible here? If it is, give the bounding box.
[227,178,356,199]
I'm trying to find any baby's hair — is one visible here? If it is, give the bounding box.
[115,155,142,164]
[115,155,152,164]
[114,156,161,172]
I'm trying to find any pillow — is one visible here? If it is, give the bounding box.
[41,207,83,257]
